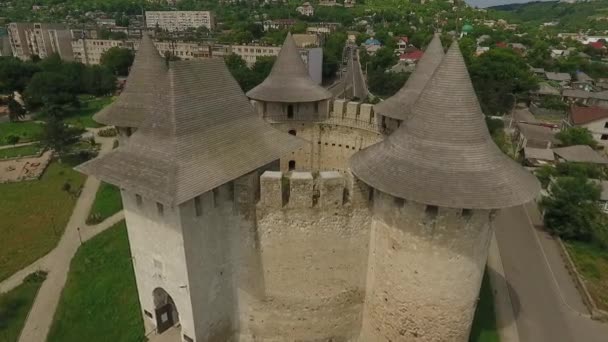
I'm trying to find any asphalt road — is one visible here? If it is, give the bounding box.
[328,45,368,100]
[494,204,608,342]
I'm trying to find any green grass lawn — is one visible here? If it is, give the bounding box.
[0,161,86,282]
[64,96,113,129]
[0,271,47,342]
[48,221,145,342]
[0,145,40,159]
[0,122,44,146]
[565,241,608,311]
[470,271,500,342]
[86,182,123,225]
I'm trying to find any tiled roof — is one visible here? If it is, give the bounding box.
[351,42,540,209]
[570,106,608,125]
[553,145,608,164]
[374,34,444,121]
[93,35,165,128]
[246,33,332,103]
[524,147,555,161]
[562,89,592,99]
[400,50,423,61]
[78,58,303,206]
[546,72,571,82]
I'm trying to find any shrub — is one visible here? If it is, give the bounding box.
[5,134,19,145]
[97,127,118,137]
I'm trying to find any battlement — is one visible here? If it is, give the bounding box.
[259,170,370,209]
[332,99,375,124]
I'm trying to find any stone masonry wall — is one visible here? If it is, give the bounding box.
[121,190,197,340]
[359,190,495,342]
[245,170,371,341]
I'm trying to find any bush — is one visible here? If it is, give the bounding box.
[556,127,598,148]
[5,134,19,145]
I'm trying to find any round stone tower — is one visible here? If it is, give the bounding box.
[351,41,540,341]
[246,33,332,122]
[374,33,444,134]
[93,34,166,143]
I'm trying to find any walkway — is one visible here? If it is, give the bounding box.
[0,131,120,342]
[494,204,608,342]
[0,141,37,150]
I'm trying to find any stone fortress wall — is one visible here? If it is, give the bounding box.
[263,99,384,173]
[124,98,495,342]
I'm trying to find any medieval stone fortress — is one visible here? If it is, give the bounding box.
[77,32,539,342]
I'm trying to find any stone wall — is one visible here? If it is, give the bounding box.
[359,190,495,342]
[121,190,197,340]
[246,170,371,341]
[269,99,383,173]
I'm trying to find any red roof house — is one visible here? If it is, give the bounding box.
[399,50,424,62]
[570,106,608,125]
[589,41,605,50]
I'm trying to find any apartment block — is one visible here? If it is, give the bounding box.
[72,39,135,65]
[8,22,74,61]
[145,11,215,32]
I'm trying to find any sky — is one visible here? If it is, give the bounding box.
[464,0,556,8]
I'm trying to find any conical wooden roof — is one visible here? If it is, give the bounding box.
[94,34,166,128]
[78,58,304,206]
[351,42,539,210]
[246,33,332,103]
[374,34,444,121]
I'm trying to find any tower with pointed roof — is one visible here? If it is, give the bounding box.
[374,33,444,133]
[352,42,539,341]
[246,33,332,123]
[94,34,166,143]
[76,32,539,341]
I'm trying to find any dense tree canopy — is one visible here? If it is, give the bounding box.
[100,47,135,76]
[467,48,538,115]
[225,54,275,92]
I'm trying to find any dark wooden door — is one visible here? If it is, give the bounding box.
[155,303,174,333]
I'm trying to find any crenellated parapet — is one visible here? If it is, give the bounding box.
[259,170,371,210]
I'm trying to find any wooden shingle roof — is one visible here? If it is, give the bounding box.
[351,42,540,209]
[78,58,303,206]
[246,33,332,103]
[374,34,444,121]
[94,34,166,128]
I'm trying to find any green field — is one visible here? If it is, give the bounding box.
[566,241,608,311]
[87,182,123,225]
[470,272,500,342]
[0,161,86,282]
[64,96,113,129]
[48,221,145,342]
[0,122,44,146]
[0,145,40,159]
[0,271,46,342]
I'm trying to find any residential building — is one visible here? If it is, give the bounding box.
[145,11,215,32]
[396,36,409,52]
[319,0,338,6]
[296,2,315,17]
[72,39,135,65]
[562,90,608,108]
[553,145,608,164]
[262,19,296,32]
[344,0,356,7]
[545,71,572,85]
[399,49,423,64]
[8,22,74,61]
[569,106,608,146]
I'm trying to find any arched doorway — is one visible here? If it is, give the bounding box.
[287,104,294,119]
[288,160,296,171]
[153,287,179,334]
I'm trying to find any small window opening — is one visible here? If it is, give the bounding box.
[194,196,203,217]
[288,129,296,136]
[288,160,296,171]
[156,202,164,216]
[263,102,267,115]
[425,205,438,220]
[126,127,133,136]
[462,208,473,219]
[287,104,294,118]
[602,134,608,141]
[212,188,220,207]
[346,145,350,149]
[144,310,153,318]
[136,194,142,207]
[314,101,319,113]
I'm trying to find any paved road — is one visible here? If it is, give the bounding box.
[328,45,368,100]
[494,204,608,342]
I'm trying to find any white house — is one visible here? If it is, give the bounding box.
[296,2,314,17]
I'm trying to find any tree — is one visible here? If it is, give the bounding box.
[7,95,26,122]
[468,48,538,115]
[38,117,81,156]
[0,57,40,93]
[556,127,598,148]
[367,69,409,97]
[100,47,135,76]
[542,177,604,242]
[23,72,79,111]
[81,65,117,96]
